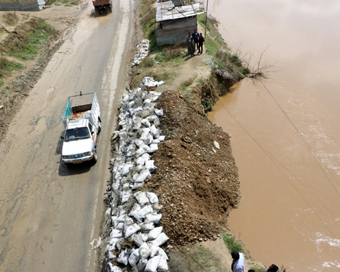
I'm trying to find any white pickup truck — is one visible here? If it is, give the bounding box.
[61,92,101,166]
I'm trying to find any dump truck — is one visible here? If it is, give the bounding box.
[61,92,101,166]
[92,0,112,15]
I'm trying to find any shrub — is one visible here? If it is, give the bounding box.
[222,233,244,253]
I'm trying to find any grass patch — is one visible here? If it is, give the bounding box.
[179,76,196,92]
[187,246,221,272]
[0,58,24,74]
[197,14,227,56]
[0,86,10,101]
[9,21,53,60]
[222,233,244,253]
[0,78,4,88]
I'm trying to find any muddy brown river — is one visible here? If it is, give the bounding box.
[207,0,340,271]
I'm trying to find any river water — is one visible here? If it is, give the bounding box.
[207,0,340,271]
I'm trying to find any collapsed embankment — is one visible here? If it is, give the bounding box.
[146,90,240,246]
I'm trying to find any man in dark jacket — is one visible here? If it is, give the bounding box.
[198,33,205,54]
[191,28,199,52]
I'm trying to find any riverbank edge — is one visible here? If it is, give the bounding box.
[118,0,268,271]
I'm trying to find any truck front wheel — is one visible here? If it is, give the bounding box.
[92,150,98,165]
[98,120,102,134]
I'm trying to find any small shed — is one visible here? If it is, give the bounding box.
[0,0,45,11]
[156,1,201,46]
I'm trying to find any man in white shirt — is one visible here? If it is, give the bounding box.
[231,251,245,272]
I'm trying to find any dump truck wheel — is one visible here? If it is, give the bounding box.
[98,120,102,134]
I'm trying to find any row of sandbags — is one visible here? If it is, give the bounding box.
[104,78,169,272]
[132,40,150,67]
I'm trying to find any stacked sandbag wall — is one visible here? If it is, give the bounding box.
[102,78,169,272]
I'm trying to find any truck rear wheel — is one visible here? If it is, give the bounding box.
[98,120,102,134]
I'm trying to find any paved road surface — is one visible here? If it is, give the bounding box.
[0,0,134,271]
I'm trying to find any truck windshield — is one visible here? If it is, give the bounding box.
[65,127,90,141]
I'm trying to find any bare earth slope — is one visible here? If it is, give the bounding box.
[146,90,241,246]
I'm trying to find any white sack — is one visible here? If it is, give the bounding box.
[128,248,141,267]
[139,242,151,259]
[149,144,158,153]
[148,226,163,240]
[150,232,169,247]
[134,191,150,206]
[137,258,148,271]
[125,223,141,238]
[155,109,163,116]
[145,160,157,172]
[157,255,169,271]
[117,249,129,265]
[146,192,159,204]
[145,213,162,224]
[145,256,161,272]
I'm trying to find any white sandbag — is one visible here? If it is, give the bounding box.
[152,204,163,212]
[137,258,148,271]
[125,223,141,238]
[139,128,150,141]
[145,160,157,172]
[142,144,151,153]
[149,124,157,136]
[128,248,141,267]
[158,135,165,142]
[157,255,169,271]
[135,147,146,157]
[139,242,151,259]
[145,256,161,272]
[116,223,124,230]
[134,191,150,206]
[117,249,129,265]
[134,139,144,147]
[155,109,163,116]
[131,182,144,190]
[148,243,160,258]
[110,229,123,238]
[141,119,151,128]
[132,233,144,247]
[146,192,159,204]
[136,156,145,165]
[139,222,154,231]
[130,204,153,222]
[147,115,158,122]
[129,203,141,219]
[121,191,132,204]
[152,139,160,144]
[141,233,149,242]
[145,134,154,145]
[149,144,158,153]
[111,265,123,272]
[122,163,133,176]
[141,153,151,161]
[150,232,169,247]
[148,226,163,240]
[144,98,152,104]
[157,247,169,260]
[145,213,162,224]
[135,169,151,183]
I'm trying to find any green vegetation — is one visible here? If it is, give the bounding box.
[187,246,221,272]
[203,100,213,112]
[0,58,24,73]
[9,21,53,60]
[197,14,227,56]
[222,233,244,253]
[0,78,4,88]
[179,76,196,92]
[0,86,10,101]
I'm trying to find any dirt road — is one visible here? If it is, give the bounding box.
[0,1,135,271]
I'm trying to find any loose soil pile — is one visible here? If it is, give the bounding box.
[145,90,241,246]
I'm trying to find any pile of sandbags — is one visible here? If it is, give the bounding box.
[132,40,150,67]
[104,78,169,272]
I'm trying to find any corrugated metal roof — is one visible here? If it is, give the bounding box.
[156,2,200,22]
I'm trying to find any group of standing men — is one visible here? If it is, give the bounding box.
[231,251,280,272]
[186,29,205,57]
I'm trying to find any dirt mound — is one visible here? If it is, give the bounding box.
[146,90,240,246]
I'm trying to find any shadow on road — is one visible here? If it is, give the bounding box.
[58,157,93,176]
